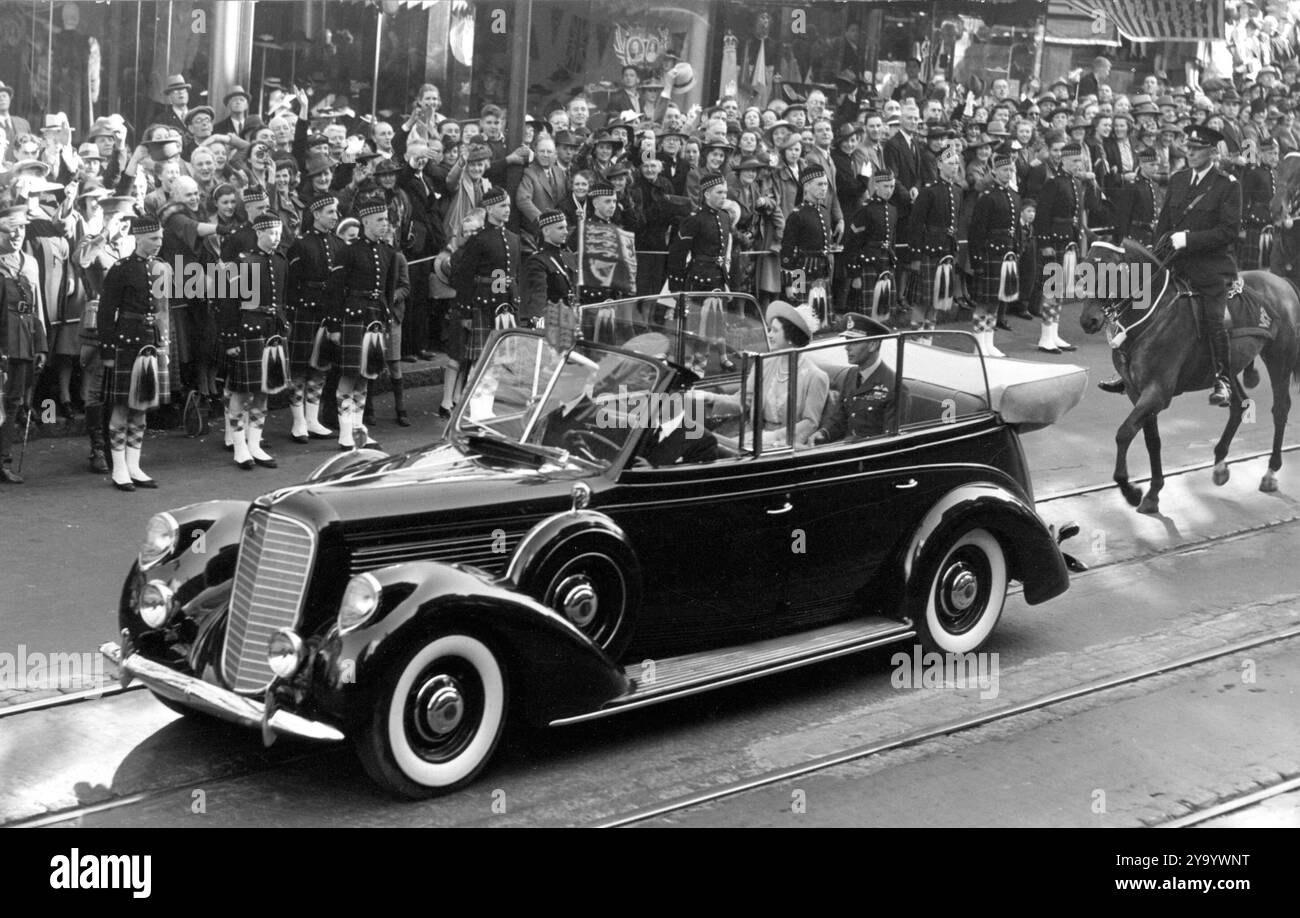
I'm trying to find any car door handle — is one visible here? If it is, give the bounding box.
[766,501,793,515]
[895,478,919,490]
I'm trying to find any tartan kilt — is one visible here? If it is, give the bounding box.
[464,299,497,364]
[910,251,956,315]
[287,305,328,375]
[339,299,388,377]
[225,312,283,393]
[972,251,1019,305]
[850,255,896,314]
[1238,226,1269,271]
[107,337,170,408]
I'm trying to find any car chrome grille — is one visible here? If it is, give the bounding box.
[223,509,317,694]
[348,529,527,579]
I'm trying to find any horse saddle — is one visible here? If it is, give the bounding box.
[1222,277,1279,342]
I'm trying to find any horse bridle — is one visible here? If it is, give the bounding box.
[1083,241,1191,347]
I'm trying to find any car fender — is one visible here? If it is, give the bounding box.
[503,508,642,594]
[120,500,250,652]
[316,561,629,728]
[897,483,1069,609]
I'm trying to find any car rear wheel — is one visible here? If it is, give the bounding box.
[356,633,507,799]
[913,528,1007,654]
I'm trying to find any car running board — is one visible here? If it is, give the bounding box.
[550,616,915,726]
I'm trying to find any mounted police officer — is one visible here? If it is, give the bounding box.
[522,210,576,325]
[1157,124,1242,407]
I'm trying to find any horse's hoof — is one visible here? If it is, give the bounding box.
[1212,464,1230,486]
[1119,484,1142,507]
[1137,496,1160,515]
[1260,473,1279,493]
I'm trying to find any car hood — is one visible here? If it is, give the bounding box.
[261,441,597,527]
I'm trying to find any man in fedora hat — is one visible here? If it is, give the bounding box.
[215,85,251,139]
[0,82,30,161]
[156,74,193,136]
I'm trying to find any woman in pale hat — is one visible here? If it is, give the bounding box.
[699,300,829,449]
[443,142,493,239]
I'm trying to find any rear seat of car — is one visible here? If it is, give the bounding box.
[898,380,988,427]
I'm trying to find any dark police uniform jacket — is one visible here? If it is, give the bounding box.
[522,242,576,323]
[1155,165,1242,287]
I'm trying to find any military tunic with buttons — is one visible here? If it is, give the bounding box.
[221,247,289,393]
[1239,163,1275,270]
[1033,172,1101,260]
[522,241,576,324]
[1,251,47,460]
[779,200,832,293]
[668,204,733,292]
[286,228,342,374]
[452,222,522,362]
[906,179,962,312]
[338,233,400,375]
[818,361,897,442]
[843,197,897,312]
[99,252,170,408]
[1128,172,1161,247]
[968,183,1022,304]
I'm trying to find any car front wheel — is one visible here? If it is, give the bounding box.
[356,633,507,799]
[913,528,1008,654]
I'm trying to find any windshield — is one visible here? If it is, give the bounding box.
[455,331,671,469]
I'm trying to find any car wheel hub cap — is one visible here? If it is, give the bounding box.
[557,575,598,628]
[946,565,979,612]
[418,675,464,737]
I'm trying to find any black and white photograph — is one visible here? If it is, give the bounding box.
[0,0,1296,855]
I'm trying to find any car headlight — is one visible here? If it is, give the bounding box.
[267,629,305,679]
[138,580,175,628]
[338,573,381,634]
[138,512,179,571]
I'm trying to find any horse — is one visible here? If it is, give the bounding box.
[1077,239,1300,514]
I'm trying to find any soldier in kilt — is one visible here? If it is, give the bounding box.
[285,192,341,442]
[452,185,521,368]
[1032,142,1100,354]
[779,165,834,326]
[220,214,289,469]
[1239,138,1277,271]
[99,215,167,492]
[967,152,1022,358]
[906,144,964,336]
[668,174,735,363]
[218,186,272,451]
[843,169,898,324]
[334,200,399,450]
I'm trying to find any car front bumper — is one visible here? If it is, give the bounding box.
[100,640,346,744]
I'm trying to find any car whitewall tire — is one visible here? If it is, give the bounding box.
[358,633,507,798]
[916,528,1007,655]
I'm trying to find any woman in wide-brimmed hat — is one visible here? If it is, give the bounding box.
[443,142,493,239]
[700,300,829,449]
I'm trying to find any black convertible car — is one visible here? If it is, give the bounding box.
[103,293,1086,798]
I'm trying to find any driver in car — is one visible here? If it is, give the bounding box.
[535,351,605,453]
[808,313,897,445]
[620,332,719,467]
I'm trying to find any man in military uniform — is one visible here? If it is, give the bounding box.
[221,213,289,469]
[780,164,833,321]
[843,169,898,323]
[1239,137,1277,271]
[452,185,521,371]
[906,143,963,335]
[99,215,167,491]
[808,313,896,444]
[1126,148,1163,247]
[668,173,732,294]
[967,151,1022,357]
[522,210,575,325]
[1033,141,1101,354]
[75,195,135,474]
[285,192,341,443]
[0,205,46,484]
[1158,125,1242,406]
[335,199,400,449]
[575,181,633,303]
